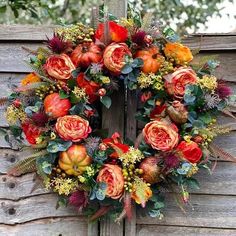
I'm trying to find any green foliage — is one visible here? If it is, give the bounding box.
[1,0,234,34]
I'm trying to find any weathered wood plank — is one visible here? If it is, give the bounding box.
[0,25,55,41]
[0,173,49,200]
[0,43,42,73]
[183,35,236,50]
[0,25,235,50]
[136,225,236,236]
[0,194,81,224]
[0,217,88,236]
[1,161,235,201]
[137,194,236,228]
[0,148,35,174]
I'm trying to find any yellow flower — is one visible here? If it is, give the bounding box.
[21,73,41,86]
[100,76,110,84]
[137,72,154,89]
[119,147,144,166]
[5,105,27,125]
[51,177,78,195]
[72,87,88,102]
[198,75,218,91]
[50,132,57,140]
[186,164,199,177]
[119,18,134,28]
[184,135,192,143]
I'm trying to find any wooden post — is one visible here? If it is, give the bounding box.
[100,0,127,236]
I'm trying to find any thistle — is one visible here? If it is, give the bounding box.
[85,137,101,156]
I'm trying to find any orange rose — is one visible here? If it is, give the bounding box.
[97,164,124,199]
[55,115,91,142]
[177,141,202,163]
[143,120,179,151]
[164,42,193,64]
[165,67,198,99]
[44,54,75,80]
[103,43,132,74]
[21,72,41,86]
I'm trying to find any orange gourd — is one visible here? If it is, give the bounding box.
[59,144,92,176]
[70,42,103,68]
[135,46,164,74]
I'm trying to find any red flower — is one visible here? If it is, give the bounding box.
[150,104,167,119]
[140,91,152,103]
[177,141,202,163]
[76,73,100,103]
[21,122,42,145]
[95,21,128,43]
[103,132,129,158]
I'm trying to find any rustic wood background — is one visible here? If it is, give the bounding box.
[0,25,236,236]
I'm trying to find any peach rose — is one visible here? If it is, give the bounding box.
[55,115,91,142]
[143,120,179,151]
[44,54,75,80]
[164,42,193,64]
[97,164,124,199]
[165,67,198,99]
[103,43,132,74]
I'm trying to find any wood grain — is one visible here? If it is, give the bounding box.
[0,217,88,236]
[0,25,55,41]
[136,225,236,236]
[183,35,236,50]
[137,194,236,228]
[0,194,80,225]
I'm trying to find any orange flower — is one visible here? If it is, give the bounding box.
[165,67,198,99]
[44,54,75,80]
[95,21,128,43]
[131,177,152,207]
[103,43,132,74]
[21,73,41,86]
[55,115,92,142]
[164,42,193,65]
[143,119,179,151]
[177,141,202,163]
[97,164,124,199]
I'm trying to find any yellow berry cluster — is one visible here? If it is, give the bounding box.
[122,165,143,192]
[56,23,95,43]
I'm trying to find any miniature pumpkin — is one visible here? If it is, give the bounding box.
[70,42,103,68]
[59,144,92,176]
[135,46,164,74]
[44,93,71,119]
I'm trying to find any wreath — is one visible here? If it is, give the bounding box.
[4,10,236,222]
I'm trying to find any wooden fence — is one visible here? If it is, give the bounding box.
[0,26,236,236]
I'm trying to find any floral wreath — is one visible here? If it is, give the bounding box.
[4,11,236,222]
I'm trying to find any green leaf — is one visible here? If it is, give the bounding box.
[186,178,200,190]
[59,90,69,99]
[56,195,68,209]
[100,96,111,109]
[41,161,52,174]
[154,201,165,209]
[0,5,7,13]
[47,140,72,153]
[121,64,133,74]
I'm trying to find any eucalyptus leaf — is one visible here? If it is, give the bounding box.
[100,96,111,109]
[47,140,72,153]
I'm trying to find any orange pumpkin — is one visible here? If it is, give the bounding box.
[44,93,71,119]
[70,42,103,68]
[59,144,92,176]
[135,46,164,74]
